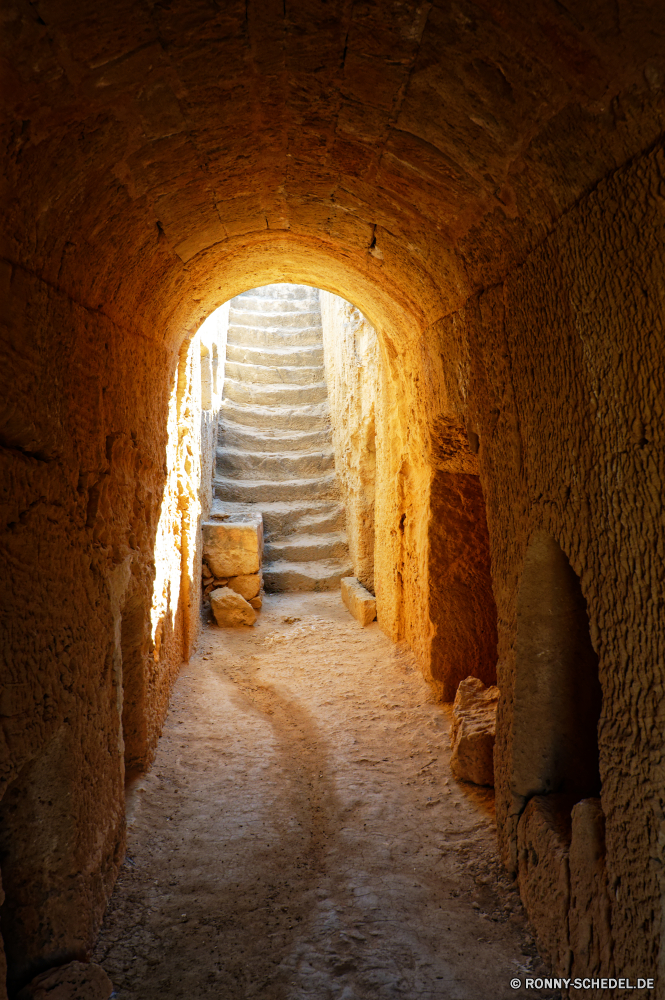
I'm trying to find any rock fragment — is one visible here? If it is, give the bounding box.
[341,576,377,626]
[450,676,499,786]
[226,573,262,600]
[16,961,112,1000]
[210,586,257,627]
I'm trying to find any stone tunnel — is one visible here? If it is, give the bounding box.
[1,0,664,997]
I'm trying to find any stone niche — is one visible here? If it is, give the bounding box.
[511,533,605,978]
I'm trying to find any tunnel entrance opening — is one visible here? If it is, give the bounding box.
[512,531,602,810]
[206,284,378,602]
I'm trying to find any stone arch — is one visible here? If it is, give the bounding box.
[511,531,602,807]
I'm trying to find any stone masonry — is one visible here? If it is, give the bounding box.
[213,285,352,591]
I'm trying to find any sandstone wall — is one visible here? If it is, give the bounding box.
[0,266,225,994]
[320,293,379,593]
[432,141,665,986]
[2,1,665,990]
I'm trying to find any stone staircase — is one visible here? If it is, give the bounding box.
[213,284,352,591]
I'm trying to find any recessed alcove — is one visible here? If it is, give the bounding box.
[512,532,602,808]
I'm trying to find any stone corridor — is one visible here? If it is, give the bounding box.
[2,1,665,995]
[94,593,556,1000]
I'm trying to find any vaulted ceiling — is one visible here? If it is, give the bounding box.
[3,0,664,336]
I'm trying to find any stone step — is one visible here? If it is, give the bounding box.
[210,499,346,538]
[228,309,321,330]
[262,558,354,593]
[219,399,331,432]
[225,342,324,367]
[227,325,323,349]
[216,447,335,481]
[223,378,328,407]
[232,295,318,313]
[224,359,325,387]
[214,473,340,503]
[264,532,349,563]
[219,422,332,454]
[238,285,317,301]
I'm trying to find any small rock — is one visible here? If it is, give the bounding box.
[249,596,262,610]
[210,587,257,627]
[226,573,262,600]
[16,961,113,1000]
[341,576,376,626]
[450,676,499,787]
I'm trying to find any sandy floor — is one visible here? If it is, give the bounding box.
[94,592,560,999]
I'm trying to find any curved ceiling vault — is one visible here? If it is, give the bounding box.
[3,0,665,345]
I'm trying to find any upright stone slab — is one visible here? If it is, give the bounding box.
[202,513,263,578]
[450,676,499,786]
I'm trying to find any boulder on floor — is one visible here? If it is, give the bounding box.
[226,573,262,601]
[202,513,263,578]
[210,586,257,627]
[450,676,499,786]
[16,961,112,1000]
[341,576,376,626]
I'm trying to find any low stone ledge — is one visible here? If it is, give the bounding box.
[341,576,377,626]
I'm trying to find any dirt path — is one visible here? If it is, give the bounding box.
[95,592,559,999]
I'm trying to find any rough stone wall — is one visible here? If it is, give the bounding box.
[0,265,223,993]
[433,142,665,987]
[320,293,378,593]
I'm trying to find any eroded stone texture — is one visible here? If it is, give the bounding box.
[450,677,499,787]
[569,800,612,980]
[440,143,665,982]
[517,796,573,976]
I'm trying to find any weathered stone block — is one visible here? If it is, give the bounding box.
[569,798,612,978]
[248,596,262,610]
[226,573,262,600]
[517,795,574,976]
[210,586,257,627]
[202,514,263,578]
[450,676,499,786]
[16,961,112,1000]
[341,576,377,626]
